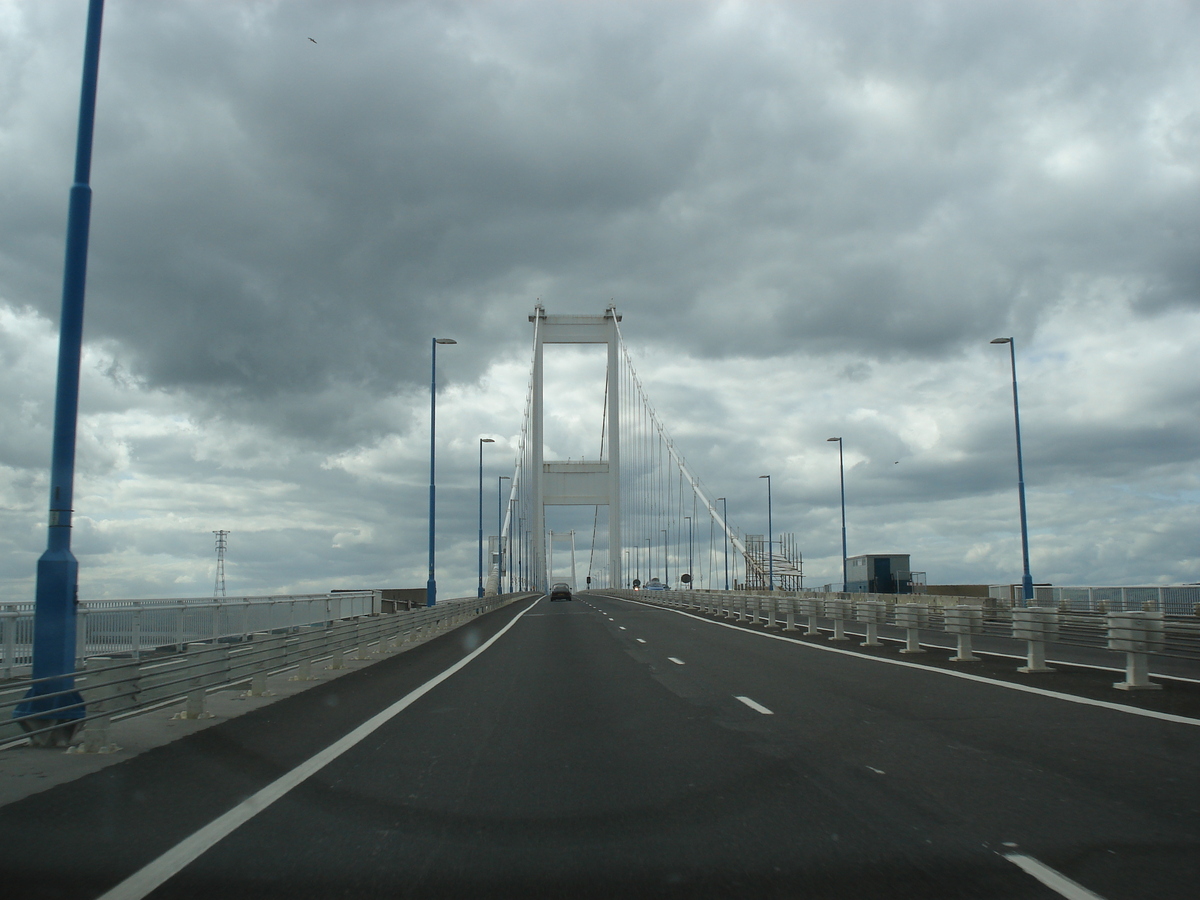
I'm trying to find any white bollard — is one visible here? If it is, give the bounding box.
[1013,607,1059,673]
[945,606,983,662]
[824,599,851,641]
[856,601,887,647]
[895,603,928,654]
[1107,610,1164,690]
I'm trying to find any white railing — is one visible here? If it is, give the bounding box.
[1,591,541,747]
[599,588,1200,692]
[0,592,380,678]
[989,583,1200,616]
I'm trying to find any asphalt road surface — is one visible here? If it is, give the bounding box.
[2,592,1197,899]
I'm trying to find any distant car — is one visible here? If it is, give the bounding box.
[644,578,666,592]
[549,582,573,601]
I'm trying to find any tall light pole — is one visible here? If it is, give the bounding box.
[991,337,1034,606]
[827,438,848,593]
[759,475,774,590]
[477,438,496,598]
[427,337,457,607]
[718,497,730,590]
[685,515,693,588]
[16,0,106,734]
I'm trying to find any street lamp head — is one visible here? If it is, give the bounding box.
[827,437,841,442]
[434,338,457,345]
[990,337,1012,344]
[480,437,496,443]
[759,474,769,478]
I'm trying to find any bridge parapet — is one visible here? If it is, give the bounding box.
[598,588,1200,692]
[2,592,539,748]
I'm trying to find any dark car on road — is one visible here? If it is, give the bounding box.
[549,582,572,601]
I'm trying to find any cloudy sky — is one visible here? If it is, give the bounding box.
[2,0,1198,601]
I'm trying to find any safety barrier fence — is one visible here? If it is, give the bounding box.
[600,589,1200,692]
[0,592,539,748]
[0,592,381,679]
[989,584,1200,616]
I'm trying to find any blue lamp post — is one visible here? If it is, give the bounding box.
[477,438,495,598]
[427,337,456,607]
[718,497,730,591]
[661,529,669,587]
[759,475,774,590]
[827,438,848,593]
[991,337,1034,606]
[16,0,106,738]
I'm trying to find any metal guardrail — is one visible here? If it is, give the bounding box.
[989,583,1200,616]
[0,592,539,749]
[601,589,1200,692]
[0,592,380,678]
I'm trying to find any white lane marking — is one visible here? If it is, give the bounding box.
[599,595,1200,728]
[826,630,1200,686]
[735,695,774,715]
[636,638,647,644]
[96,598,542,900]
[865,765,885,774]
[668,657,685,665]
[619,626,627,631]
[1004,853,1108,900]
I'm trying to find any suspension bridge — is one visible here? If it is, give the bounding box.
[494,305,803,596]
[2,308,1199,900]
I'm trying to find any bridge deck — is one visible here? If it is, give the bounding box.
[1,593,1198,898]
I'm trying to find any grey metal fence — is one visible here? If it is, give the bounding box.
[1,592,379,679]
[0,591,540,748]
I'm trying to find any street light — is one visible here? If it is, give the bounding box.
[759,475,774,591]
[477,438,496,598]
[16,0,105,733]
[427,337,457,607]
[684,515,693,588]
[827,438,847,593]
[991,337,1034,606]
[717,497,730,591]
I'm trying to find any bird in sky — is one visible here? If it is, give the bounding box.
[308,37,317,43]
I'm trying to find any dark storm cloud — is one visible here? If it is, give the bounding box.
[2,0,1194,443]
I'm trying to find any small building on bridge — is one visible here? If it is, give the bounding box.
[845,554,915,594]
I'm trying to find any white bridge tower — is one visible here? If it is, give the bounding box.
[529,306,621,591]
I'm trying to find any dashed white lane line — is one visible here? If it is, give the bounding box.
[619,626,627,631]
[1004,853,1108,900]
[95,598,542,900]
[601,595,1200,728]
[668,657,685,665]
[636,638,647,644]
[735,695,774,715]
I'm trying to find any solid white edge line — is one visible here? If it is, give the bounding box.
[594,594,1200,728]
[1004,853,1108,900]
[827,629,1200,686]
[735,695,774,715]
[668,657,685,665]
[96,598,542,900]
